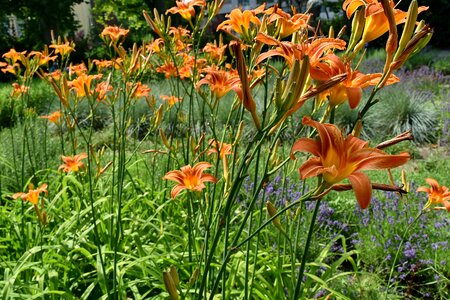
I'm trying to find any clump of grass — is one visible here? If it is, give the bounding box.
[367,90,439,144]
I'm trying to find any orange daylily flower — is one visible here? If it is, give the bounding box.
[68,74,102,98]
[49,41,75,57]
[169,26,191,40]
[196,68,240,99]
[156,61,178,79]
[40,111,62,124]
[312,54,400,108]
[255,33,346,68]
[95,82,113,102]
[28,50,57,66]
[68,63,87,77]
[128,81,151,99]
[417,178,450,212]
[92,59,114,71]
[202,42,227,62]
[291,116,410,209]
[166,0,206,21]
[163,162,217,198]
[208,140,232,159]
[160,95,182,107]
[217,5,264,39]
[147,38,164,54]
[47,69,62,81]
[2,48,26,63]
[13,184,48,206]
[100,26,129,43]
[343,0,428,43]
[1,63,20,75]
[59,153,88,173]
[265,6,310,38]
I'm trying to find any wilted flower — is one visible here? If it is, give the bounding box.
[92,59,114,71]
[11,83,29,97]
[163,162,217,198]
[291,116,410,208]
[417,178,450,212]
[59,153,88,173]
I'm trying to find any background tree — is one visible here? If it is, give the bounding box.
[0,0,85,50]
[92,0,174,41]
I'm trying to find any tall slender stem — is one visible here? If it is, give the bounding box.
[293,198,322,300]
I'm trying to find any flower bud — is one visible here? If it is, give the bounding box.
[401,170,410,193]
[231,41,260,130]
[159,128,171,150]
[169,266,179,286]
[351,119,363,138]
[395,0,418,61]
[163,270,179,300]
[346,7,365,55]
[380,0,398,73]
[153,104,163,129]
[266,201,283,230]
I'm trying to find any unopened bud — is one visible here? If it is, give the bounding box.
[163,271,179,300]
[328,26,334,38]
[231,41,260,130]
[401,170,410,193]
[159,128,171,150]
[266,201,287,237]
[153,104,163,128]
[42,211,47,225]
[234,121,245,143]
[395,0,418,60]
[381,0,398,73]
[188,268,200,286]
[351,119,363,138]
[169,266,179,286]
[347,7,365,55]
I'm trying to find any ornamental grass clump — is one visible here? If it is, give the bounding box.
[0,0,447,299]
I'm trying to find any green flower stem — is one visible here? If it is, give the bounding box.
[197,130,266,299]
[384,210,425,299]
[208,190,314,300]
[293,197,322,300]
[74,97,111,299]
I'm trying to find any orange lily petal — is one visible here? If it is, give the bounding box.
[348,172,372,209]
